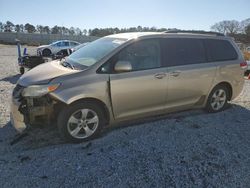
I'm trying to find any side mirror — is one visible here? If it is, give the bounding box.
[114,61,132,72]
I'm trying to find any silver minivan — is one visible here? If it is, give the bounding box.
[11,31,246,142]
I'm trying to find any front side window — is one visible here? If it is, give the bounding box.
[205,39,238,61]
[115,39,161,71]
[162,38,206,67]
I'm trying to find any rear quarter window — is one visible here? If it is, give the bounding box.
[205,39,238,62]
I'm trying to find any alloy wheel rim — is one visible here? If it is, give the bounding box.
[211,89,226,111]
[67,109,99,139]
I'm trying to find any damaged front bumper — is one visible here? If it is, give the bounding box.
[10,98,26,132]
[10,84,59,133]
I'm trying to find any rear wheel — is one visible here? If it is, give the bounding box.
[205,85,229,113]
[42,49,51,57]
[57,102,105,143]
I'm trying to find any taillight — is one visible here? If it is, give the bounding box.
[240,61,248,69]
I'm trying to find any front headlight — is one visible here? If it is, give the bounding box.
[22,83,60,97]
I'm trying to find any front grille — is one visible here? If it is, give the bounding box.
[12,84,25,99]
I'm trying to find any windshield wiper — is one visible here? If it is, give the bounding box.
[60,60,75,70]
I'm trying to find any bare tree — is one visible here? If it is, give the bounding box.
[211,22,226,33]
[211,20,241,34]
[226,20,241,34]
[241,18,250,34]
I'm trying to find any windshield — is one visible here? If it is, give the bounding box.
[66,37,128,69]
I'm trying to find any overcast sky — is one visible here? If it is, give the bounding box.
[0,0,249,31]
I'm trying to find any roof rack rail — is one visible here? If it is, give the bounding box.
[164,30,225,36]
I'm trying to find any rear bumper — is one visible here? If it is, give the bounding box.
[10,98,26,132]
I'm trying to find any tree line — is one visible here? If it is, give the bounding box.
[0,21,88,36]
[0,19,249,39]
[0,21,174,37]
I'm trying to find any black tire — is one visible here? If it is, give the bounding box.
[205,85,229,113]
[57,102,105,143]
[42,48,51,57]
[19,67,25,74]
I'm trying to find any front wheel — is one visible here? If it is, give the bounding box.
[57,102,105,143]
[205,85,229,113]
[42,49,51,57]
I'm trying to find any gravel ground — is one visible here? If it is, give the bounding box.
[1,44,250,187]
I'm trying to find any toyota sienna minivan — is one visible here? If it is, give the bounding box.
[11,31,246,142]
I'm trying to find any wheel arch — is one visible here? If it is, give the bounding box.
[42,48,52,56]
[210,81,233,101]
[67,97,111,125]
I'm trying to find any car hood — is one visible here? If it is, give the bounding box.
[37,45,49,49]
[18,60,80,87]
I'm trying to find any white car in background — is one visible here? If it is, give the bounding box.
[37,40,80,57]
[71,42,89,52]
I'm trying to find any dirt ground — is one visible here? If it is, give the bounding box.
[1,44,250,187]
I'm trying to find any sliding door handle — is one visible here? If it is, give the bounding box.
[169,71,181,77]
[154,73,166,79]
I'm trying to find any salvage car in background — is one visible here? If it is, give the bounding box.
[52,42,90,60]
[37,40,80,57]
[11,31,246,143]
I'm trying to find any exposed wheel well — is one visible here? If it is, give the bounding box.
[213,82,233,100]
[68,98,110,125]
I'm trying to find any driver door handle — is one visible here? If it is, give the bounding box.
[154,73,166,79]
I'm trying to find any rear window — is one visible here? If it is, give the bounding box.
[162,38,206,67]
[205,39,238,62]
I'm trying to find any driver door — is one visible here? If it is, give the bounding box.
[109,39,168,120]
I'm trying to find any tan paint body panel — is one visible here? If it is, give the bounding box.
[165,63,217,109]
[110,68,168,120]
